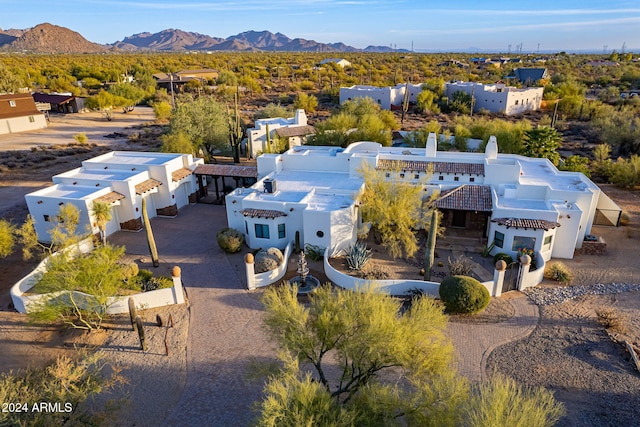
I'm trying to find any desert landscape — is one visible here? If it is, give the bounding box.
[0,109,639,426]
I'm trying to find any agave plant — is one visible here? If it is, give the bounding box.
[344,240,372,271]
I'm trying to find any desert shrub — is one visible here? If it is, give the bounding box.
[359,263,391,280]
[137,269,153,282]
[544,262,573,283]
[595,307,629,334]
[448,255,475,276]
[73,132,88,144]
[493,252,513,266]
[304,244,325,262]
[254,247,284,273]
[344,240,372,270]
[119,261,139,280]
[143,276,173,292]
[217,227,245,253]
[439,275,490,314]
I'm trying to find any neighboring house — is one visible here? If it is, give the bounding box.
[226,135,620,264]
[25,151,204,244]
[444,81,544,115]
[510,67,548,85]
[319,58,351,68]
[0,93,48,135]
[32,93,85,114]
[339,83,423,110]
[246,109,313,158]
[153,69,219,93]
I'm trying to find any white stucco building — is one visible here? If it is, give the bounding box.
[339,83,424,110]
[445,81,544,115]
[226,134,620,262]
[25,151,203,243]
[246,109,314,159]
[0,93,48,135]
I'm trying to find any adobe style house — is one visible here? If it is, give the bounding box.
[246,109,314,158]
[445,81,544,115]
[25,152,203,244]
[226,135,620,264]
[0,93,48,135]
[153,69,219,93]
[339,83,423,110]
[319,58,351,68]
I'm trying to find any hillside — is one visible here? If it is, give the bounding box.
[0,23,107,53]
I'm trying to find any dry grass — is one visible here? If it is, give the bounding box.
[595,307,630,335]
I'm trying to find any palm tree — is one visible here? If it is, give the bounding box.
[91,201,112,246]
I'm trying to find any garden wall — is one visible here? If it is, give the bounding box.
[10,240,185,315]
[324,250,503,297]
[246,241,294,290]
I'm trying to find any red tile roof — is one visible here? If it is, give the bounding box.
[171,167,193,182]
[491,217,561,230]
[93,191,125,204]
[240,208,287,219]
[135,178,162,195]
[194,164,257,178]
[435,185,493,212]
[377,159,484,175]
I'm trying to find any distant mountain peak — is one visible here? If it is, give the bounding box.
[0,23,406,53]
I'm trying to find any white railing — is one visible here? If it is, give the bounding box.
[246,241,294,290]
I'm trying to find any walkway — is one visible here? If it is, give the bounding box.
[111,203,540,425]
[445,295,540,381]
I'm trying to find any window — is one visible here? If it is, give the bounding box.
[438,176,444,181]
[494,231,504,248]
[414,174,420,179]
[278,223,286,239]
[255,223,269,239]
[470,177,475,182]
[316,230,324,238]
[43,215,51,222]
[385,172,390,178]
[512,236,535,252]
[454,176,459,182]
[29,116,35,123]
[515,100,519,105]
[543,235,552,249]
[399,173,405,179]
[245,221,248,234]
[8,100,16,107]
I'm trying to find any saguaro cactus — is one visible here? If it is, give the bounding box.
[423,209,439,281]
[141,197,159,268]
[128,297,137,331]
[135,315,147,351]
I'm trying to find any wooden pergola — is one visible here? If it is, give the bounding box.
[193,163,258,202]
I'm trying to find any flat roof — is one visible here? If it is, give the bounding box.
[55,168,141,182]
[84,151,182,166]
[518,160,593,192]
[243,170,361,207]
[29,184,104,200]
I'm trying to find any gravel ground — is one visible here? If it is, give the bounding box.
[487,289,640,427]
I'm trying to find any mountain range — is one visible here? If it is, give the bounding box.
[0,23,402,53]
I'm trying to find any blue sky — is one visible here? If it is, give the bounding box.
[1,0,639,52]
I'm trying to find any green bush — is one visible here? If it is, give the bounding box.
[138,269,153,282]
[119,261,139,280]
[217,227,245,253]
[493,252,513,266]
[439,275,490,314]
[304,244,325,261]
[544,262,573,283]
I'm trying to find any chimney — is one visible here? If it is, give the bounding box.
[294,109,307,126]
[425,132,437,158]
[485,135,498,159]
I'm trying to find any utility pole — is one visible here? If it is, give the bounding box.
[169,73,176,109]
